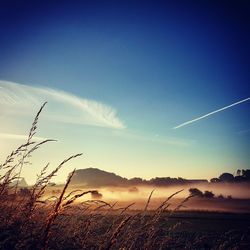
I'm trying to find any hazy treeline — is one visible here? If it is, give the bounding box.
[210,169,250,183]
[69,168,250,188]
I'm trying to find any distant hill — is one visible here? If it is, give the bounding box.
[69,168,208,187]
[70,168,128,187]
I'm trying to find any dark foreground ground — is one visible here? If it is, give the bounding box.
[46,210,250,250]
[154,211,250,249]
[1,208,250,250]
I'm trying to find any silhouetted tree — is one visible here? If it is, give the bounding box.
[210,178,220,183]
[203,190,214,198]
[236,169,241,176]
[129,177,147,185]
[234,175,246,182]
[189,188,203,197]
[219,173,234,182]
[218,194,224,199]
[242,169,250,180]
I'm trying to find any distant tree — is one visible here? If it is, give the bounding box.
[177,177,188,184]
[219,173,234,182]
[149,177,189,186]
[227,195,233,199]
[210,178,220,183]
[203,190,215,198]
[149,177,170,186]
[242,169,250,180]
[217,194,224,199]
[234,175,246,182]
[189,188,203,197]
[236,169,241,176]
[129,177,145,185]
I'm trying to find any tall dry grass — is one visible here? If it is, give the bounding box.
[0,103,199,250]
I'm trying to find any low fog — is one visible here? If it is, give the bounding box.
[47,182,250,213]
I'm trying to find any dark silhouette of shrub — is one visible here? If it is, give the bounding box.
[189,188,203,197]
[189,189,215,199]
[234,176,246,182]
[242,169,250,180]
[210,169,250,183]
[219,173,234,182]
[203,191,214,198]
[236,169,241,176]
[210,178,220,183]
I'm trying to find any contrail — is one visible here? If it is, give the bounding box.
[173,97,250,129]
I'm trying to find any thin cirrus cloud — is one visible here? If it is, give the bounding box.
[173,97,250,129]
[0,133,46,141]
[0,80,125,129]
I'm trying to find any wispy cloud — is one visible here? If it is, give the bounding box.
[0,133,46,141]
[0,80,125,129]
[173,97,250,129]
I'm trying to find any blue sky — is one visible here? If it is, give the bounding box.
[0,0,249,183]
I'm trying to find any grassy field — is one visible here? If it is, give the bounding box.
[1,203,250,250]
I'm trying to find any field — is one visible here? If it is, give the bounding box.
[2,184,250,250]
[1,199,250,250]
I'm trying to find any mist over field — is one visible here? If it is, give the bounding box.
[43,181,249,213]
[67,182,250,200]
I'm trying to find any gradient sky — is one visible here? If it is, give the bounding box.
[0,0,249,184]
